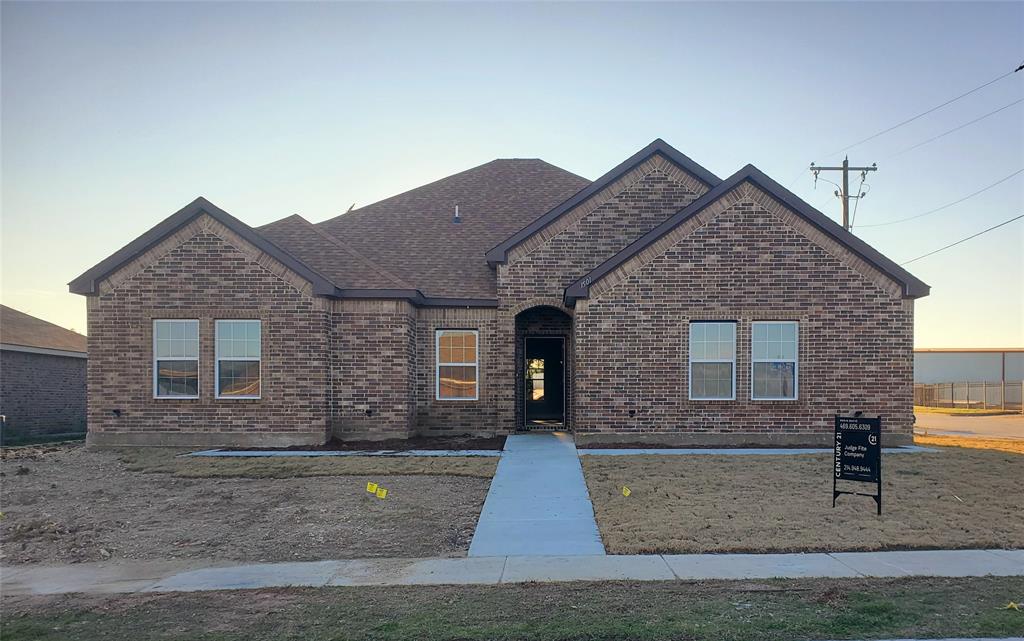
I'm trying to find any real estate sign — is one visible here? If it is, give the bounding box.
[833,414,882,515]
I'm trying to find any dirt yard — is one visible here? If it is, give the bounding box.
[0,444,495,565]
[582,448,1024,555]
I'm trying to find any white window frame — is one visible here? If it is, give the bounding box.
[215,319,262,400]
[435,329,479,401]
[751,320,799,401]
[153,319,200,399]
[688,321,737,401]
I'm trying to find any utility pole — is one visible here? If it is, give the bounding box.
[809,157,877,230]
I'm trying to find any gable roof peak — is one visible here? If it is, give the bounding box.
[69,196,339,297]
[564,163,930,302]
[485,138,721,266]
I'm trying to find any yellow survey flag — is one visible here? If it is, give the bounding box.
[366,482,378,493]
[376,487,389,499]
[622,486,631,497]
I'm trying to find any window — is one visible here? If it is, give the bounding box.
[153,319,199,398]
[436,330,478,400]
[689,321,736,400]
[752,321,798,400]
[216,320,261,399]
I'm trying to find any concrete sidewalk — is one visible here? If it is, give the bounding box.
[3,549,1021,596]
[468,432,604,556]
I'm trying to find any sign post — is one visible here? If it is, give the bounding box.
[833,413,882,515]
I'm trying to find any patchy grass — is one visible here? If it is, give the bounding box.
[915,405,1020,416]
[2,576,1022,641]
[914,433,1024,455]
[116,447,498,479]
[582,448,1023,555]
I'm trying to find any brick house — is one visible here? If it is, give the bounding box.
[70,140,928,448]
[0,305,88,442]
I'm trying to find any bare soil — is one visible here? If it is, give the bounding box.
[582,448,1024,555]
[0,444,492,565]
[233,434,507,452]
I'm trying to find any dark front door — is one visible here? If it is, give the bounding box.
[524,336,565,426]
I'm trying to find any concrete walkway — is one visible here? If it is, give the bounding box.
[468,432,605,556]
[2,549,1021,595]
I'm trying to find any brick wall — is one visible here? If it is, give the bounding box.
[496,156,712,430]
[499,158,707,308]
[85,215,330,447]
[573,183,915,446]
[414,307,511,434]
[0,349,86,440]
[330,299,417,439]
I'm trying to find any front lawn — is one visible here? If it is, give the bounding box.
[1,444,495,565]
[2,576,1022,641]
[582,448,1023,554]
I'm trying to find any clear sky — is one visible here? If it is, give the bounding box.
[2,1,1021,347]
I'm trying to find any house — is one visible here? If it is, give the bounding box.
[0,305,88,442]
[69,139,929,448]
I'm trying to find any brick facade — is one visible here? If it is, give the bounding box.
[573,183,914,445]
[77,150,920,447]
[330,299,417,439]
[85,215,331,447]
[415,307,509,434]
[0,349,86,440]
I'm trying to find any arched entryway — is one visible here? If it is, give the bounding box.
[514,305,573,431]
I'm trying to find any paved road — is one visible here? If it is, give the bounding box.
[915,413,1024,440]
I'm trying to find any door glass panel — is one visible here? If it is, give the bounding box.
[527,358,545,401]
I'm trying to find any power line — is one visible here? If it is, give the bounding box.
[900,214,1024,265]
[828,67,1020,156]
[884,97,1024,159]
[858,168,1024,228]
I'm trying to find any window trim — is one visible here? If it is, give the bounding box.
[215,319,262,400]
[435,329,479,401]
[688,320,737,401]
[152,319,200,400]
[750,320,799,401]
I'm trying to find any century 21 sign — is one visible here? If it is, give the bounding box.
[833,414,882,515]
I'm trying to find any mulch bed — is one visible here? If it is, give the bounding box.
[232,434,507,452]
[576,441,822,449]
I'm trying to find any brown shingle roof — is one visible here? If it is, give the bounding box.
[258,215,411,289]
[313,159,590,298]
[1,305,87,353]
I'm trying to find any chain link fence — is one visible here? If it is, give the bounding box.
[914,381,1024,411]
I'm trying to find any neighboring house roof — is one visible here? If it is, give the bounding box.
[68,197,339,297]
[0,305,87,354]
[564,164,931,303]
[315,159,590,298]
[485,139,721,267]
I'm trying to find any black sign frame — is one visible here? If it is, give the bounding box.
[833,413,882,515]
